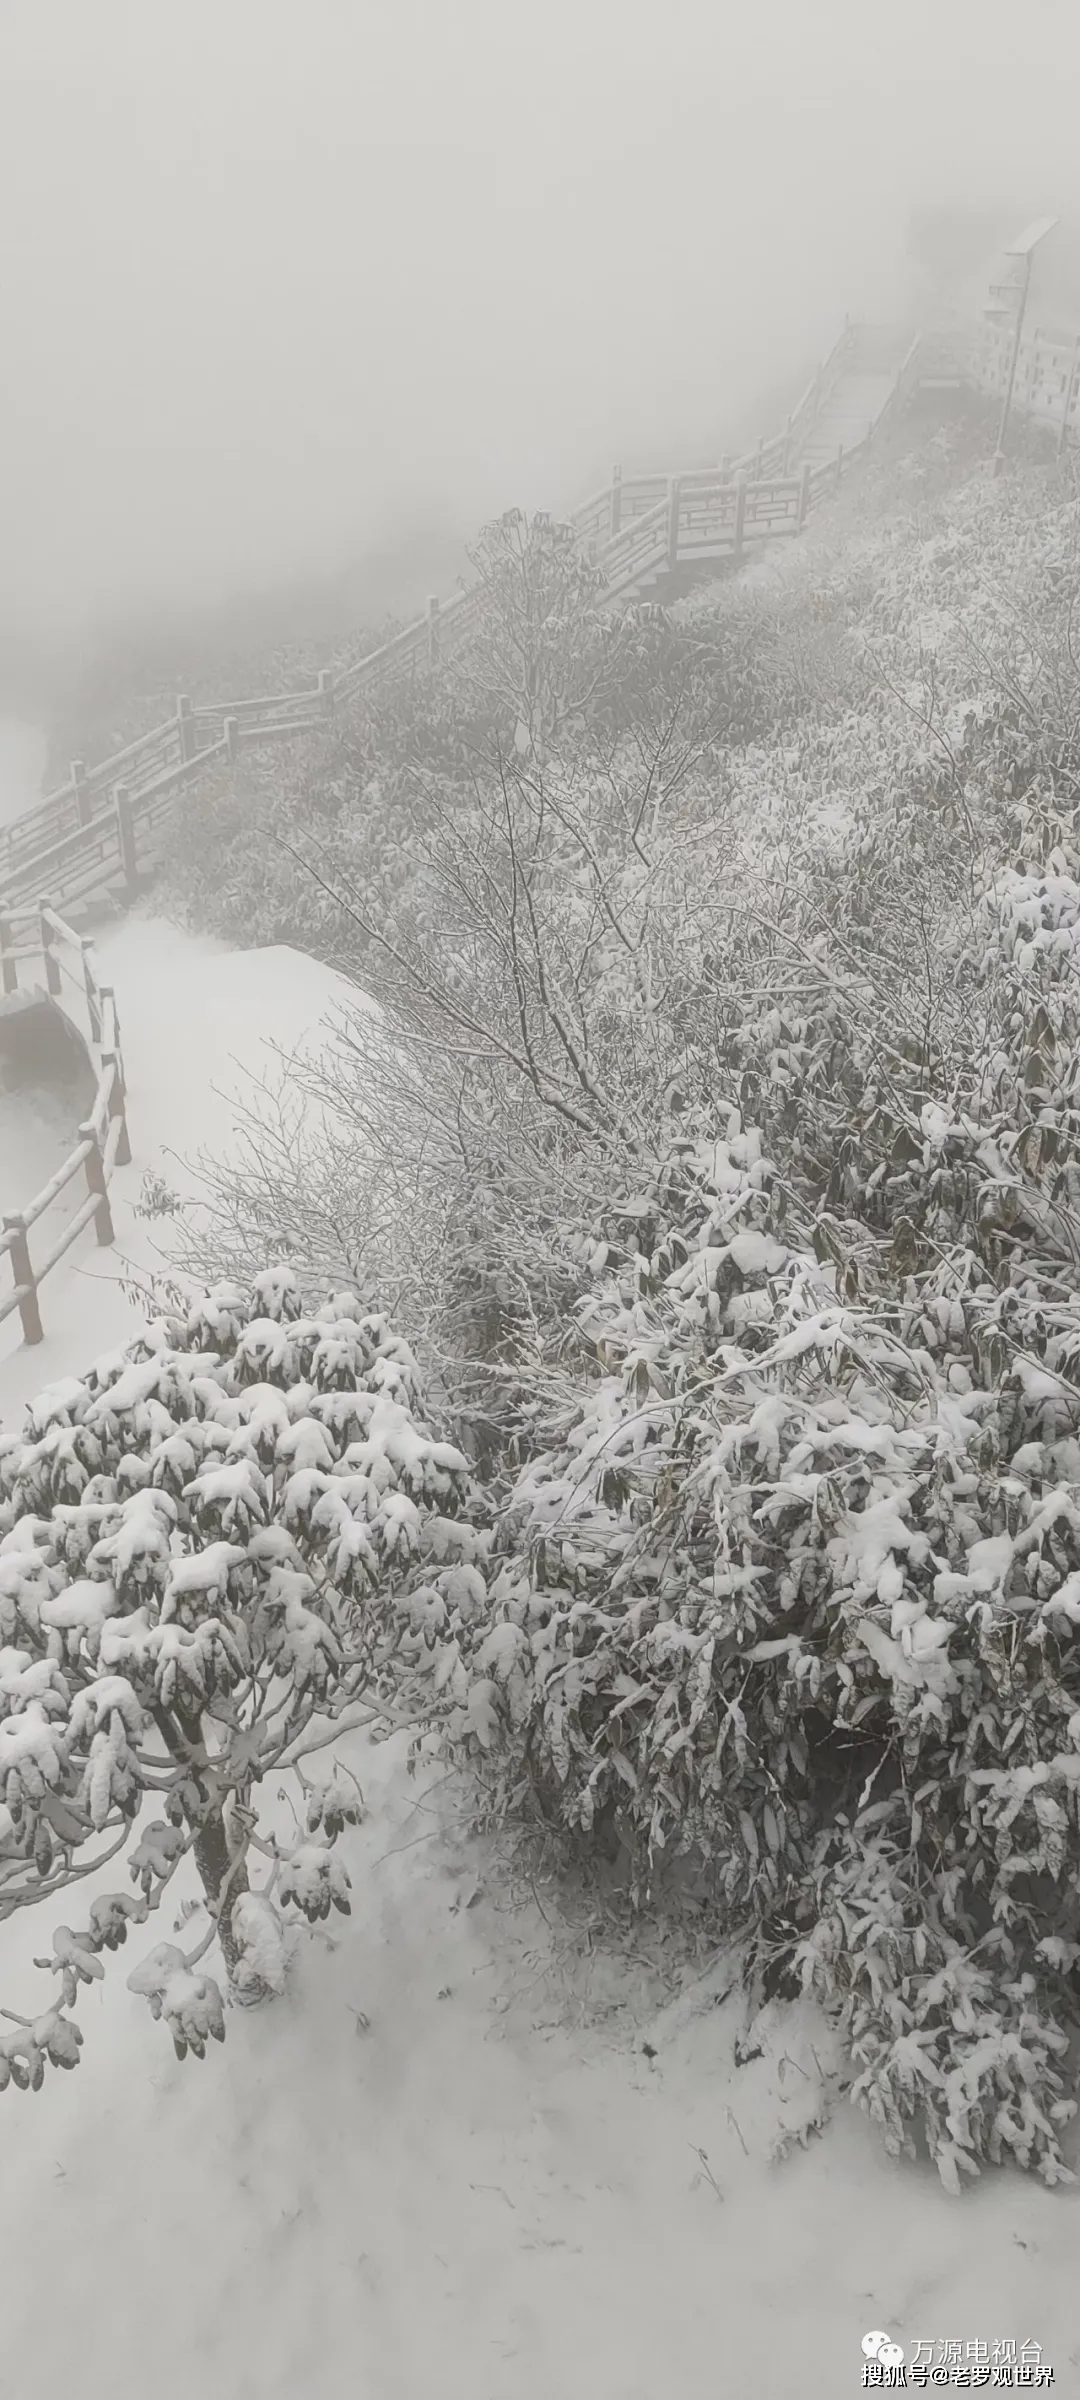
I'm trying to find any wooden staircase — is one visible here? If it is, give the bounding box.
[789,324,915,475]
[0,317,930,923]
[573,322,924,607]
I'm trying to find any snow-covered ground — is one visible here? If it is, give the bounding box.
[0,1719,1077,2399]
[1,881,1078,2396]
[0,911,360,1414]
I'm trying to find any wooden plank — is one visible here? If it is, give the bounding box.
[570,485,617,539]
[195,687,322,720]
[2,836,123,918]
[597,498,668,597]
[102,1111,128,1173]
[232,716,322,742]
[0,798,85,873]
[0,1264,42,1342]
[31,1190,101,1285]
[335,615,430,692]
[1,1211,43,1341]
[89,1078,112,1141]
[39,904,86,949]
[0,812,120,894]
[76,716,178,792]
[22,1140,94,1231]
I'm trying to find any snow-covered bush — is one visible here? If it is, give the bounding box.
[0,1269,488,2086]
[410,1104,1080,2190]
[151,417,1080,2196]
[157,509,667,968]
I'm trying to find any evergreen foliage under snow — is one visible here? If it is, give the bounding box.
[17,422,1080,2195]
[0,1270,481,2081]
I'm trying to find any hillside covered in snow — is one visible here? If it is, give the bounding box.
[6,404,1080,2393]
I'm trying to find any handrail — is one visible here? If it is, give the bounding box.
[0,288,1055,1364]
[0,319,858,871]
[0,901,131,1347]
[0,313,930,920]
[0,309,944,1358]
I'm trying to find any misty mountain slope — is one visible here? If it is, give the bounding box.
[8,407,1080,2400]
[138,399,1080,2135]
[138,407,994,978]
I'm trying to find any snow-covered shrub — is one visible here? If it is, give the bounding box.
[0,1268,488,2085]
[144,420,1080,2197]
[410,1108,1080,2189]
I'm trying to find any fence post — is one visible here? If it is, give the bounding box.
[71,759,93,827]
[224,714,240,762]
[719,454,732,481]
[796,461,812,531]
[426,597,440,666]
[317,668,335,716]
[0,916,15,997]
[99,987,127,1120]
[101,1052,132,1167]
[38,900,61,996]
[666,478,681,573]
[780,415,793,474]
[114,784,138,890]
[753,438,764,480]
[80,937,103,1044]
[176,695,196,764]
[610,465,623,538]
[3,1216,42,1344]
[732,472,747,560]
[835,442,845,487]
[79,1122,115,1245]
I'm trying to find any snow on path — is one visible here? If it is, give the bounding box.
[0,1726,1076,2400]
[0,901,1078,2395]
[0,910,363,1418]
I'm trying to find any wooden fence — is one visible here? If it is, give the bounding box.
[578,326,925,601]
[0,295,1062,1356]
[0,905,130,1346]
[0,317,929,924]
[912,300,1080,443]
[967,316,1080,445]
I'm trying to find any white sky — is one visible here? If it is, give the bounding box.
[1,0,1078,639]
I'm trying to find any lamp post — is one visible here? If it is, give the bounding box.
[992,215,1058,475]
[1058,332,1080,459]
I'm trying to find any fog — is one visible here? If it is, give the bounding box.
[1,0,1078,659]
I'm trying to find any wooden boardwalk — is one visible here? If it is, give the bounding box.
[0,319,932,927]
[4,286,1070,934]
[0,283,1055,1354]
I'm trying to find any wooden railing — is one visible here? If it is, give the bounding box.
[0,297,1054,1358]
[0,904,130,1346]
[584,326,925,600]
[912,301,1080,443]
[967,315,1080,445]
[0,315,922,920]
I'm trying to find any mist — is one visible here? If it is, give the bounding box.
[1,0,1078,662]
